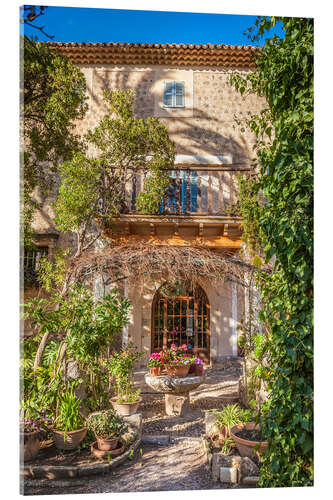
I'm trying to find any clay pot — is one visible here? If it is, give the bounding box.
[96,435,119,451]
[110,396,142,416]
[22,431,40,461]
[217,425,230,443]
[53,427,87,450]
[193,365,203,376]
[91,440,125,459]
[149,366,162,376]
[230,422,268,458]
[164,365,190,378]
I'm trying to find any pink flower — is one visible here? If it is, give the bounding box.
[171,344,177,351]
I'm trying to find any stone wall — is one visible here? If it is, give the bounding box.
[75,64,265,163]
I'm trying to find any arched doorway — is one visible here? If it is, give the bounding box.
[151,282,210,363]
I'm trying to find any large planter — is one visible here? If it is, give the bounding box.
[96,435,119,451]
[149,366,162,376]
[22,431,40,461]
[230,422,268,458]
[110,396,142,416]
[53,427,87,451]
[164,365,190,378]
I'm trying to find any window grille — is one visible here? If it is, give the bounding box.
[23,246,49,287]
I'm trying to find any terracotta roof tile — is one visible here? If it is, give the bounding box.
[45,42,260,67]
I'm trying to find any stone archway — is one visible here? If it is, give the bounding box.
[151,282,211,363]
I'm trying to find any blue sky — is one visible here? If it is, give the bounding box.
[22,6,284,45]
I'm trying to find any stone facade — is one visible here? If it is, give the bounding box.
[27,53,264,362]
[76,64,265,163]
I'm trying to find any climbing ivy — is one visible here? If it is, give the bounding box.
[231,17,313,486]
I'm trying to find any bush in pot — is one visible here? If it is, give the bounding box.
[86,409,128,451]
[53,389,86,450]
[107,344,144,415]
[213,404,252,442]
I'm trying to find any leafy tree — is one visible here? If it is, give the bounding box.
[22,283,131,416]
[21,36,88,248]
[231,17,313,486]
[54,89,175,256]
[32,89,175,369]
[20,5,54,39]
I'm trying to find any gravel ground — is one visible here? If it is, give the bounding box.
[24,440,240,495]
[23,363,243,496]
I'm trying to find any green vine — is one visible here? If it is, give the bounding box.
[231,16,313,487]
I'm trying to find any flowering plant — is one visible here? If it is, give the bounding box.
[194,357,204,366]
[20,416,50,434]
[160,344,195,367]
[148,352,163,368]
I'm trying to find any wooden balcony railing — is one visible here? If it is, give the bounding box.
[124,167,247,216]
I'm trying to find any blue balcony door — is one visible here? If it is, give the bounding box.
[160,170,198,214]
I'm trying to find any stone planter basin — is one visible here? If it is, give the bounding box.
[145,373,205,417]
[145,373,204,395]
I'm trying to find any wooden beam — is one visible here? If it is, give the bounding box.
[106,233,242,249]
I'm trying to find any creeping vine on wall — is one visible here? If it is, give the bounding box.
[231,16,313,487]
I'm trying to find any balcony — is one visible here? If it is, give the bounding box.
[124,166,247,216]
[106,166,248,252]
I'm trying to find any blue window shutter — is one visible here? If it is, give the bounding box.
[190,171,198,212]
[175,82,185,107]
[164,81,173,106]
[180,170,187,213]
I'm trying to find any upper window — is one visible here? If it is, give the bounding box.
[163,81,185,108]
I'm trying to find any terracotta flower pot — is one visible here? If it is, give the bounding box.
[165,365,190,378]
[96,435,119,451]
[110,396,142,416]
[91,440,125,459]
[21,430,40,461]
[53,427,87,450]
[216,425,230,443]
[194,365,203,376]
[230,421,268,458]
[149,366,162,376]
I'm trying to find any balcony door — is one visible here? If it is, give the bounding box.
[151,282,210,363]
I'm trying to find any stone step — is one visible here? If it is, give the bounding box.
[141,434,170,445]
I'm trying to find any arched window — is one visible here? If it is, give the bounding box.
[151,282,210,363]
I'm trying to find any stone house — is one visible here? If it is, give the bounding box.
[25,42,265,366]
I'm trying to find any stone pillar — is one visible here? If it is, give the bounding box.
[165,393,190,416]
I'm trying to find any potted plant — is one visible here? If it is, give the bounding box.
[161,344,195,377]
[108,344,144,416]
[110,388,142,416]
[213,404,252,442]
[20,416,49,461]
[147,352,162,376]
[53,389,87,450]
[230,421,268,458]
[86,409,128,451]
[189,357,204,376]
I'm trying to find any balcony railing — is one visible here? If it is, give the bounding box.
[124,167,247,216]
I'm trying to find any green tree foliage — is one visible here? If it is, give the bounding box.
[22,37,88,247]
[22,283,131,416]
[54,89,175,255]
[231,17,313,486]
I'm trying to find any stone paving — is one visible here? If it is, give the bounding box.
[23,361,243,495]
